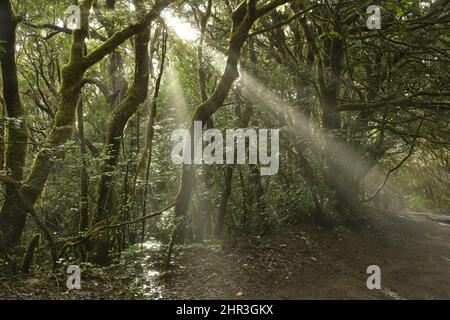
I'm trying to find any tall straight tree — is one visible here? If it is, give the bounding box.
[0,1,30,251]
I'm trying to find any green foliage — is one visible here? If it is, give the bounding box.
[0,0,448,278]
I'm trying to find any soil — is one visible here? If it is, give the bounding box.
[161,210,450,300]
[1,210,449,300]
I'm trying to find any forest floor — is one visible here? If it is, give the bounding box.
[1,209,450,299]
[160,209,450,300]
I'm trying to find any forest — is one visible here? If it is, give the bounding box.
[0,0,449,300]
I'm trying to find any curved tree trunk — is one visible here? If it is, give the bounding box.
[0,0,170,265]
[21,0,171,207]
[173,0,293,243]
[92,0,152,264]
[94,0,151,222]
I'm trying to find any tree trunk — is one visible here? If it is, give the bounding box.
[92,0,151,264]
[0,1,30,252]
[0,0,170,264]
[173,0,262,243]
[215,167,233,239]
[139,27,167,243]
[77,97,89,260]
[94,0,151,222]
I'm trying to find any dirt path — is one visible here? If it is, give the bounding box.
[1,210,449,300]
[161,210,450,299]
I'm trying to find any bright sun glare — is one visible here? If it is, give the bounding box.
[161,10,200,42]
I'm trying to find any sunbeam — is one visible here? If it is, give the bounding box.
[238,69,400,207]
[166,64,190,125]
